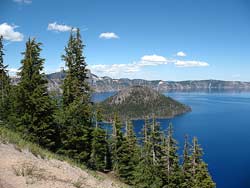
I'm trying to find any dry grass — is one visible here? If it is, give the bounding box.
[72,176,86,188]
[12,162,46,184]
[0,125,130,188]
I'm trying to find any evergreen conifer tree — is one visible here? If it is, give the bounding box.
[89,108,108,171]
[161,123,182,188]
[133,118,163,188]
[150,117,163,165]
[58,29,92,162]
[116,120,139,184]
[0,35,11,121]
[13,38,57,150]
[181,135,193,188]
[61,29,90,106]
[110,113,124,173]
[56,98,92,162]
[105,128,113,170]
[189,137,216,188]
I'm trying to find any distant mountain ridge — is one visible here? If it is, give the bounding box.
[10,70,250,93]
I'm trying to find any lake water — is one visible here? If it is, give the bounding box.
[92,92,250,188]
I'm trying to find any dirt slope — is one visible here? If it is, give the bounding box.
[0,143,126,188]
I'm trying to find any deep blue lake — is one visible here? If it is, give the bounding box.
[92,92,250,188]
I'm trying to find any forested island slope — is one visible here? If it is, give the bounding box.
[97,85,191,121]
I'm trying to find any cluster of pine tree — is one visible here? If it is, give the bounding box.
[0,30,215,187]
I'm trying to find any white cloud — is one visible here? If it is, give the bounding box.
[141,54,167,62]
[175,60,209,67]
[99,32,119,39]
[89,55,167,77]
[47,22,76,32]
[13,0,32,4]
[89,54,209,78]
[90,62,140,77]
[176,51,186,57]
[7,68,20,76]
[0,23,24,42]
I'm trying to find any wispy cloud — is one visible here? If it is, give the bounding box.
[0,23,24,42]
[13,0,32,4]
[7,68,20,76]
[90,62,139,77]
[141,54,167,63]
[47,22,76,32]
[99,32,119,39]
[90,54,168,77]
[89,54,209,78]
[176,51,186,57]
[174,60,209,67]
[8,68,19,73]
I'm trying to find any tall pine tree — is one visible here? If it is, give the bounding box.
[110,113,124,173]
[61,28,90,107]
[58,28,92,162]
[89,108,108,171]
[161,123,182,188]
[0,35,11,121]
[181,135,193,188]
[133,118,163,188]
[13,38,57,150]
[189,137,216,188]
[116,120,139,184]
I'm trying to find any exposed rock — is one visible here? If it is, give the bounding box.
[10,71,250,94]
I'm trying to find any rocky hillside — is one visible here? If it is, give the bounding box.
[0,128,128,188]
[97,86,191,120]
[10,71,250,93]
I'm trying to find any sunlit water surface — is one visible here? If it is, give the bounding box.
[92,92,250,188]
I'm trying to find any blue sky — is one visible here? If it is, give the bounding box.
[1,0,250,81]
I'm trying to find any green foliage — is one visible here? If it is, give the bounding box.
[0,35,11,121]
[189,137,216,188]
[89,124,108,171]
[133,158,163,188]
[56,99,92,162]
[98,86,191,121]
[61,29,89,107]
[10,38,57,151]
[110,113,124,173]
[132,120,215,188]
[116,120,139,184]
[181,135,193,188]
[133,120,163,188]
[57,29,92,163]
[161,123,182,188]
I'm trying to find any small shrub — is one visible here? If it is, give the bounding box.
[72,177,86,188]
[12,162,37,177]
[12,162,44,179]
[29,145,46,159]
[14,145,22,152]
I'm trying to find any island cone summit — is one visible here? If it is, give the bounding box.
[98,86,191,120]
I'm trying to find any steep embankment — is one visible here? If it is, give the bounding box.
[97,86,191,121]
[0,128,128,188]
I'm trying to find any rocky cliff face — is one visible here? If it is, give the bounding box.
[10,71,250,94]
[92,78,250,93]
